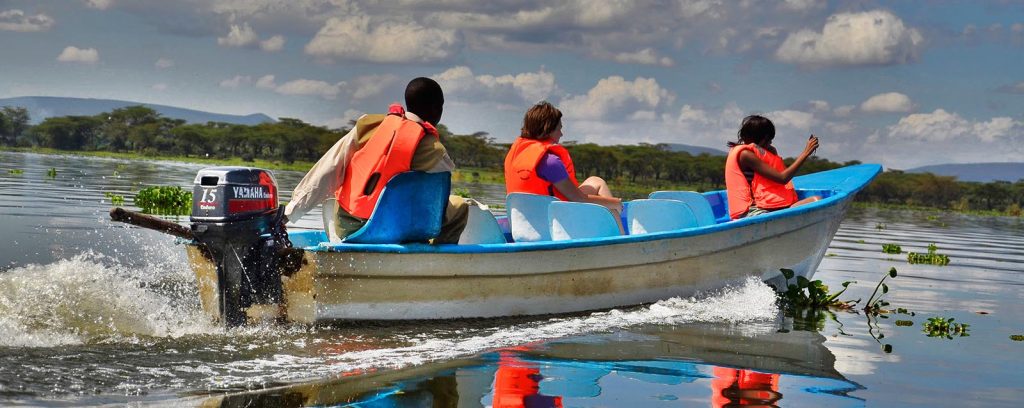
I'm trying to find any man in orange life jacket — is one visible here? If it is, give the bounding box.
[285,77,468,243]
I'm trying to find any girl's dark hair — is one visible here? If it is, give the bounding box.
[728,115,775,147]
[520,101,562,140]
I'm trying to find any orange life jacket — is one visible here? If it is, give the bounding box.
[337,104,437,219]
[725,144,798,219]
[503,137,579,201]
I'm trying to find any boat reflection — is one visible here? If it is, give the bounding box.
[194,322,862,407]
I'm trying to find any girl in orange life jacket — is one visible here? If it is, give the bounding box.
[724,115,821,220]
[504,102,624,225]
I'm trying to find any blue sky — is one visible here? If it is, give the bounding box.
[1,0,1022,169]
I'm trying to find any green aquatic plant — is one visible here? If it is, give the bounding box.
[1011,335,1024,341]
[777,268,857,309]
[922,317,969,339]
[882,243,902,254]
[7,169,23,174]
[907,243,950,265]
[104,192,125,206]
[453,187,471,198]
[134,185,192,216]
[875,223,886,230]
[895,320,914,327]
[47,167,57,178]
[864,267,898,315]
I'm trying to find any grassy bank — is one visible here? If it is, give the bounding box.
[1,146,317,172]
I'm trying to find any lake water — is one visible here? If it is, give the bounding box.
[1,151,1022,407]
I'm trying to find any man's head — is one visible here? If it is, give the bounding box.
[405,77,444,125]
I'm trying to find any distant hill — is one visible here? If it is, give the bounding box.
[0,96,275,126]
[906,163,1024,183]
[663,143,727,156]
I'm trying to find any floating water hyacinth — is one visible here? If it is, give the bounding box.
[907,243,950,265]
[7,169,23,174]
[882,243,902,254]
[922,317,969,339]
[134,186,191,216]
[47,168,57,178]
[776,268,856,309]
[104,192,125,206]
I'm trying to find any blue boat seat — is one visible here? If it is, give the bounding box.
[549,201,622,241]
[507,193,557,242]
[627,199,699,234]
[648,191,717,226]
[458,199,507,244]
[343,171,451,244]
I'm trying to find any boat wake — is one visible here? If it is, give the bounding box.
[0,250,219,347]
[208,277,780,388]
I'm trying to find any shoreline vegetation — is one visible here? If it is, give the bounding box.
[1,105,1021,217]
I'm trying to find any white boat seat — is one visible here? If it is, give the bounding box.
[321,198,342,243]
[507,193,557,242]
[627,199,699,234]
[549,201,622,241]
[648,191,717,226]
[458,199,507,244]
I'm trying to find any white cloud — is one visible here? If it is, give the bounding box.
[609,48,674,66]
[833,105,856,117]
[85,0,114,10]
[255,74,276,89]
[997,81,1024,94]
[323,109,364,129]
[560,76,674,120]
[260,35,285,52]
[217,22,258,47]
[219,75,252,88]
[860,92,913,113]
[765,109,817,131]
[775,10,924,67]
[808,100,830,112]
[154,58,174,69]
[56,46,99,64]
[305,15,460,63]
[152,83,168,92]
[275,78,342,99]
[781,0,824,12]
[243,73,394,100]
[435,66,557,104]
[0,9,55,32]
[888,109,1021,142]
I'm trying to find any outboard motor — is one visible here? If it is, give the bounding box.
[190,167,289,326]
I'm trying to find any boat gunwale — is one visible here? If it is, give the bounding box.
[299,164,881,255]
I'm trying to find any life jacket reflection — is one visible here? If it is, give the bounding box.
[504,137,579,201]
[711,367,782,408]
[337,104,438,219]
[492,352,563,408]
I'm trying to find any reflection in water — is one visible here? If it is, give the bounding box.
[711,367,781,408]
[201,321,864,407]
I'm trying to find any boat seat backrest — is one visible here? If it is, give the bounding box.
[627,199,699,234]
[344,171,451,244]
[549,201,622,241]
[321,197,343,243]
[648,191,717,226]
[507,193,557,242]
[458,199,507,245]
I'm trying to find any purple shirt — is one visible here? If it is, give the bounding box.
[537,153,569,183]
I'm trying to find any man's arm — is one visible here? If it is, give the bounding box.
[284,126,359,221]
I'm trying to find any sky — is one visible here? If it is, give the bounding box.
[1,0,1022,169]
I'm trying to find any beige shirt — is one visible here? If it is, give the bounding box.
[284,112,455,222]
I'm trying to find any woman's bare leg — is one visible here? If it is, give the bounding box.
[578,176,614,197]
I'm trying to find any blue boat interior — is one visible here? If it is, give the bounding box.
[289,164,880,254]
